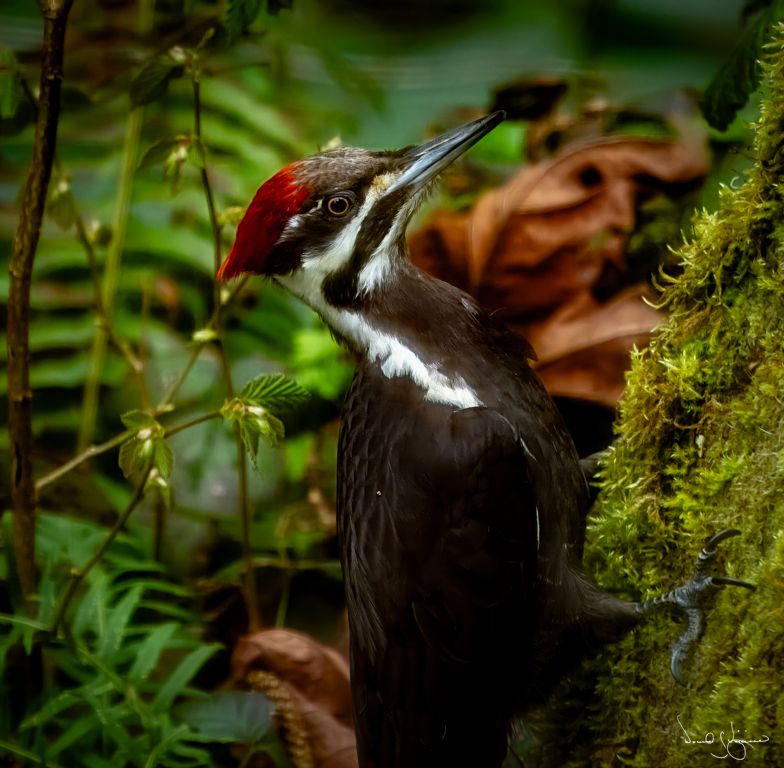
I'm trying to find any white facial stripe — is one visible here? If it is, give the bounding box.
[274,277,481,409]
[275,190,381,309]
[357,193,423,296]
[276,175,479,409]
[356,216,399,295]
[306,190,378,275]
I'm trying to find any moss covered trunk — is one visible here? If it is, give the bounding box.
[560,25,784,768]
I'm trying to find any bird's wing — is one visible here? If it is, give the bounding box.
[344,403,540,767]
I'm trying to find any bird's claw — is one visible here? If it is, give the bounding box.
[638,529,755,686]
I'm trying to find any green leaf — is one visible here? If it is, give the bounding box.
[119,434,154,481]
[187,140,207,170]
[127,622,179,683]
[0,353,127,395]
[164,738,214,764]
[130,55,185,108]
[47,176,76,230]
[139,138,183,170]
[152,644,221,712]
[0,740,65,768]
[176,691,273,744]
[121,410,158,430]
[121,578,193,599]
[221,397,286,463]
[82,756,120,768]
[72,571,110,638]
[238,373,310,413]
[119,415,173,481]
[47,712,100,757]
[153,437,174,479]
[0,48,23,119]
[192,327,218,343]
[21,690,80,729]
[97,584,143,658]
[139,599,199,622]
[150,473,173,511]
[700,4,783,130]
[144,723,191,768]
[221,373,307,463]
[223,0,264,43]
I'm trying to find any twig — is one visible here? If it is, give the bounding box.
[77,109,145,450]
[163,410,222,437]
[71,188,148,396]
[37,410,223,493]
[35,429,133,492]
[50,464,152,637]
[7,0,74,599]
[220,341,260,630]
[192,67,259,630]
[192,76,223,320]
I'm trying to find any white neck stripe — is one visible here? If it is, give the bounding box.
[274,275,481,409]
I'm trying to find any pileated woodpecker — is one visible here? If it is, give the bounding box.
[218,112,753,767]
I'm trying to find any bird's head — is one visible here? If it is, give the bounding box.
[217,112,504,310]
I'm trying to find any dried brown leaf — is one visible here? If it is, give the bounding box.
[233,629,357,768]
[410,133,707,406]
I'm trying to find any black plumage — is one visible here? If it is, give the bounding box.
[337,265,636,767]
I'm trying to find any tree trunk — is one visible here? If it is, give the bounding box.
[549,23,784,768]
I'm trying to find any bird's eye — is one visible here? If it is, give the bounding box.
[326,195,351,217]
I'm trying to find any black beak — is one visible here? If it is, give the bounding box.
[386,111,506,195]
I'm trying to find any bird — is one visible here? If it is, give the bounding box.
[217,111,754,767]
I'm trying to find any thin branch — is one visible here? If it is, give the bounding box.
[192,75,223,318]
[35,429,133,492]
[71,187,148,388]
[192,68,259,630]
[37,409,223,493]
[163,410,222,438]
[50,464,152,637]
[6,0,74,599]
[77,107,146,451]
[31,280,250,493]
[219,341,260,630]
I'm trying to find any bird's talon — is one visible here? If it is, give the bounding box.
[695,528,742,578]
[709,576,756,591]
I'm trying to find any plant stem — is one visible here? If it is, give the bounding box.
[6,0,74,600]
[77,111,143,451]
[76,0,155,452]
[155,278,249,410]
[37,410,223,493]
[35,429,133,492]
[50,464,152,637]
[192,69,259,630]
[192,76,223,320]
[71,187,149,401]
[163,410,222,437]
[220,343,260,630]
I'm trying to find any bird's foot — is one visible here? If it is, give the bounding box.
[635,529,755,685]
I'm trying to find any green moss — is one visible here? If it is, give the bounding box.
[560,27,784,768]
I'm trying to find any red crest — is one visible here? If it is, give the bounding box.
[217,164,309,281]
